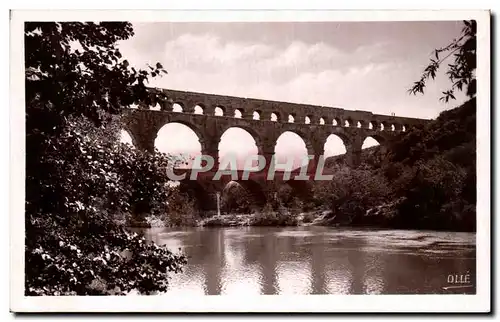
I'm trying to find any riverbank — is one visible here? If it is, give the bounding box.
[196,204,397,229]
[141,210,329,228]
[141,200,401,229]
[140,194,474,232]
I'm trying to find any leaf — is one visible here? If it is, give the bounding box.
[429,69,436,80]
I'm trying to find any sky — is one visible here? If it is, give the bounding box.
[117,21,468,168]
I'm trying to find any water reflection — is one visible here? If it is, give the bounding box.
[140,227,476,295]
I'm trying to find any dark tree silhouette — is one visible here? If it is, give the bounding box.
[25,22,186,296]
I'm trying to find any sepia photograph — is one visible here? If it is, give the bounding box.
[9,8,491,313]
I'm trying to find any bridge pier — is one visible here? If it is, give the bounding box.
[262,152,275,171]
[345,138,363,168]
[301,143,325,175]
[122,114,159,153]
[202,149,220,170]
[200,137,220,169]
[347,149,362,168]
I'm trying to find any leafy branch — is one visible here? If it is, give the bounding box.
[408,20,476,103]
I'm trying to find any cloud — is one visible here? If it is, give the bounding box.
[120,34,403,109]
[154,34,389,82]
[159,34,275,74]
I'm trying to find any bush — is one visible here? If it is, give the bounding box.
[301,212,316,224]
[312,166,391,224]
[25,117,188,295]
[26,224,187,296]
[251,202,299,226]
[392,156,471,230]
[163,188,198,226]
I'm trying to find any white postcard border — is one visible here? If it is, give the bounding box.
[9,9,491,313]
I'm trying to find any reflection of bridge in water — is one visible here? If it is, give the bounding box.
[121,87,430,211]
[150,228,376,295]
[143,228,476,295]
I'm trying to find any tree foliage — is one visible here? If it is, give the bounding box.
[312,166,391,224]
[316,98,476,232]
[409,20,476,102]
[25,22,185,295]
[162,187,198,227]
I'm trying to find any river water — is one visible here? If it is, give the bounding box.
[140,226,476,295]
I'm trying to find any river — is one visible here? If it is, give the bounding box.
[140,226,476,295]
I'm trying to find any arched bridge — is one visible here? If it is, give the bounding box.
[122,87,429,168]
[121,87,429,212]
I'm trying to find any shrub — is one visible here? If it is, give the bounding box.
[251,202,299,226]
[393,156,471,230]
[25,117,188,295]
[163,188,197,227]
[312,166,391,223]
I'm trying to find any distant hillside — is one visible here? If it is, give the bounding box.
[388,98,476,231]
[388,97,476,166]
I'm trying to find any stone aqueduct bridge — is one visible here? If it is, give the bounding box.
[121,88,429,210]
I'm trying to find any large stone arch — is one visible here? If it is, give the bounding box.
[273,130,311,170]
[217,125,262,171]
[363,133,386,146]
[275,128,311,151]
[322,132,349,159]
[218,124,263,149]
[120,127,139,148]
[322,129,350,147]
[220,179,268,212]
[361,133,390,159]
[155,120,206,152]
[158,119,204,142]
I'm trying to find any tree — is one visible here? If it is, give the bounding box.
[408,20,476,102]
[25,22,186,295]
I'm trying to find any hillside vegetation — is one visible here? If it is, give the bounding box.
[315,98,476,232]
